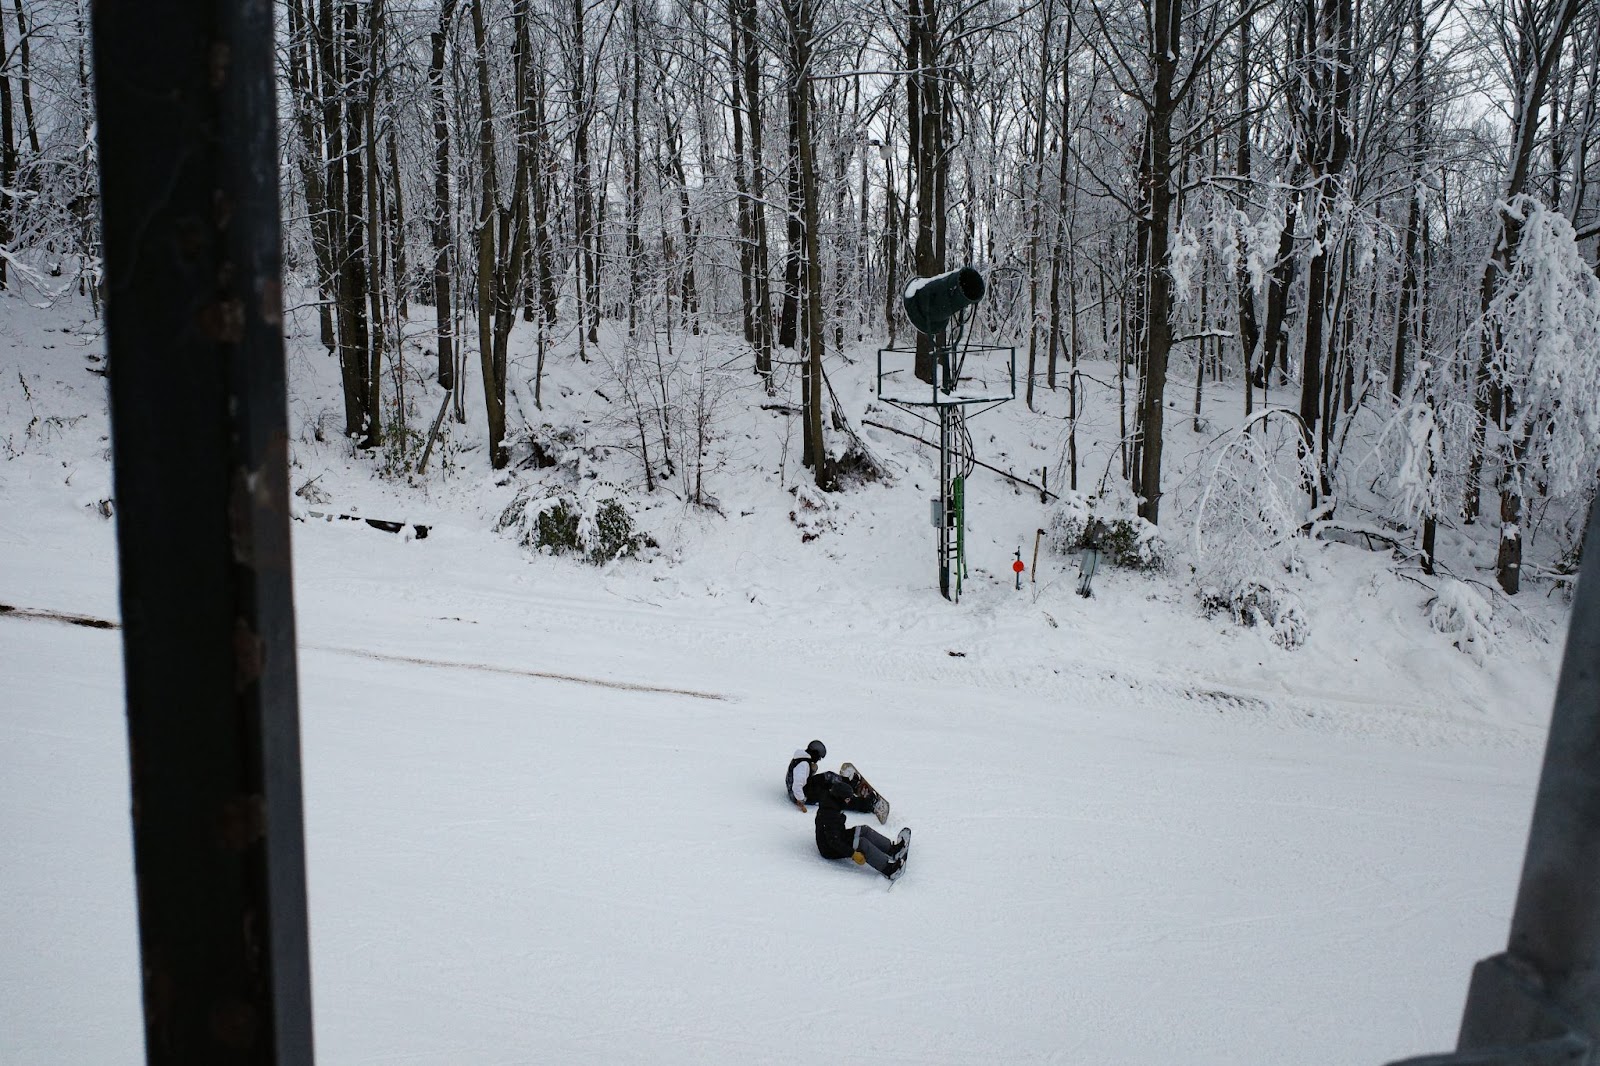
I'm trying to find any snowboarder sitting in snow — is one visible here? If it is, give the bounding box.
[786,739,883,817]
[812,773,911,881]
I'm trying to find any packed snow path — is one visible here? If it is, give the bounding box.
[2,512,1547,1065]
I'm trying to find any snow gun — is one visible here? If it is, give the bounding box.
[902,266,985,338]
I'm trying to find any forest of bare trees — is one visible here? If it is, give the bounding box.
[2,0,1599,593]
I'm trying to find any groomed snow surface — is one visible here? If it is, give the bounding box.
[0,289,1569,1064]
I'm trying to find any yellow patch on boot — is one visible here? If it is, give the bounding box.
[852,851,867,865]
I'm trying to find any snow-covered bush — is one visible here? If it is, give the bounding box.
[1425,579,1498,664]
[1190,412,1315,647]
[1199,582,1309,650]
[1045,485,1164,570]
[788,482,840,542]
[511,424,578,470]
[496,486,652,564]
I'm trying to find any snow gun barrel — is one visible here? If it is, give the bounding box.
[903,266,985,337]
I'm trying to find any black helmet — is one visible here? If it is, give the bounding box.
[806,739,827,761]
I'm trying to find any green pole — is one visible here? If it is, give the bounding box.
[953,475,965,599]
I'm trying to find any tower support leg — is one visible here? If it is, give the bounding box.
[939,405,952,600]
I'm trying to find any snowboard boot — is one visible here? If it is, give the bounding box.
[883,829,911,881]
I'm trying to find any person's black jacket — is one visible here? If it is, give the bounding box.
[808,774,856,859]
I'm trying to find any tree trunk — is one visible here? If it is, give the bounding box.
[12,1,38,157]
[729,0,756,348]
[1135,0,1180,525]
[883,141,899,345]
[428,0,458,389]
[783,0,827,485]
[664,109,700,334]
[337,0,373,444]
[470,0,505,466]
[363,0,387,448]
[1024,0,1058,410]
[1047,18,1074,395]
[1296,0,1354,503]
[625,0,644,337]
[569,0,599,347]
[779,104,802,352]
[1232,0,1259,418]
[493,0,533,378]
[311,0,353,384]
[1255,181,1299,390]
[528,57,559,326]
[386,120,408,322]
[0,8,12,289]
[908,0,947,384]
[1392,0,1427,400]
[738,0,774,377]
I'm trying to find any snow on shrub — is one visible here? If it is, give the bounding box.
[1190,412,1314,648]
[496,485,651,564]
[1199,581,1309,650]
[788,482,840,542]
[1044,485,1164,570]
[1426,579,1498,664]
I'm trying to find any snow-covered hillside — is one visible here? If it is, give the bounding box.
[0,288,1570,1064]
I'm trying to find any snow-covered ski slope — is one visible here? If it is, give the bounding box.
[0,290,1566,1063]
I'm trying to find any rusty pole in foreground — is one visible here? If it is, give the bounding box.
[91,1,314,1062]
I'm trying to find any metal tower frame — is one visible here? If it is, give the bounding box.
[877,318,1015,602]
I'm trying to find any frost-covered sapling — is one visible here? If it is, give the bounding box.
[1475,197,1600,593]
[1426,579,1498,664]
[1189,412,1313,648]
[674,345,748,508]
[1386,360,1444,574]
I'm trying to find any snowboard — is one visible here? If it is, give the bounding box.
[839,762,890,824]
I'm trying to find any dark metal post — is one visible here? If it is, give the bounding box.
[1389,492,1600,1064]
[91,2,314,1064]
